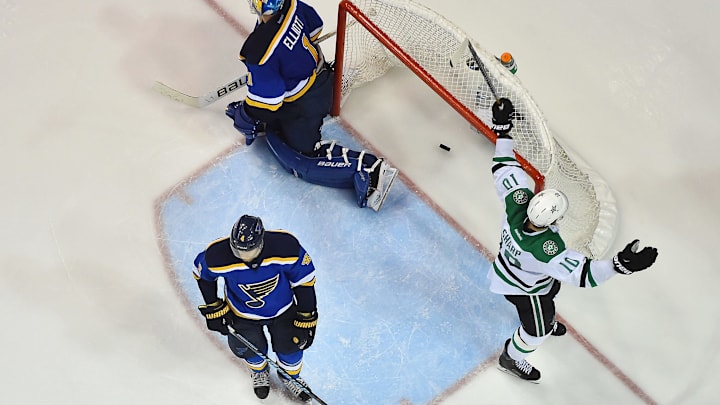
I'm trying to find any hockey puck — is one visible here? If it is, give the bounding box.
[439,143,451,151]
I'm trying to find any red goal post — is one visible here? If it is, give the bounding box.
[330,0,543,190]
[330,0,617,258]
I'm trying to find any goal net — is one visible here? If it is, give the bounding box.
[331,0,617,258]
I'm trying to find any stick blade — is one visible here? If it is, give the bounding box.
[153,81,206,108]
[449,37,469,68]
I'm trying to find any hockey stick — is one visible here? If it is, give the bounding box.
[449,37,499,102]
[467,40,499,102]
[227,325,329,405]
[154,28,340,108]
[153,75,248,108]
[448,37,469,69]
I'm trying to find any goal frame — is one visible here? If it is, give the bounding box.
[330,0,545,192]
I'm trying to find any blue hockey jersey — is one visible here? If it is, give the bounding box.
[193,230,316,320]
[240,0,324,112]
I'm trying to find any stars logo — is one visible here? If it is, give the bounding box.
[543,240,559,255]
[513,190,529,205]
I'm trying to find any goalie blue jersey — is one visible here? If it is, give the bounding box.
[193,230,316,320]
[240,0,324,112]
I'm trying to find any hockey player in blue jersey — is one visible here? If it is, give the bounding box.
[225,0,398,211]
[193,215,318,401]
[487,97,659,383]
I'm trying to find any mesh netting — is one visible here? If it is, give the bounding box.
[337,0,617,258]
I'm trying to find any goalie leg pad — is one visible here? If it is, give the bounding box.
[266,132,380,201]
[353,170,371,208]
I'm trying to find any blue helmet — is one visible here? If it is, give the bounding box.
[230,215,265,258]
[251,0,284,16]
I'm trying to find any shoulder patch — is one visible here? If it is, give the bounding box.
[302,252,312,265]
[512,189,529,205]
[543,240,560,255]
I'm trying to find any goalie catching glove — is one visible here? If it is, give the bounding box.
[198,300,229,335]
[225,101,266,145]
[292,310,318,350]
[613,239,658,275]
[491,97,515,138]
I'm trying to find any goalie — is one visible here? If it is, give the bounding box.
[225,0,398,211]
[487,97,659,383]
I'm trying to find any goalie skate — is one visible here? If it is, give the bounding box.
[366,160,398,212]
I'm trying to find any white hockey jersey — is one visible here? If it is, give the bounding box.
[489,138,617,296]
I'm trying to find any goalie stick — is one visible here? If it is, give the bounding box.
[227,325,329,405]
[154,27,342,108]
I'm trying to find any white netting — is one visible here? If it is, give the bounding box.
[336,0,617,258]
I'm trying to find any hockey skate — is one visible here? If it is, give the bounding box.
[498,339,541,383]
[251,369,270,399]
[551,321,567,336]
[366,159,399,212]
[278,371,312,403]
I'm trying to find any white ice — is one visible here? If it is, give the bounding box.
[1,0,718,404]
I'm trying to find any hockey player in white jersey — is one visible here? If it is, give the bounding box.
[487,97,658,383]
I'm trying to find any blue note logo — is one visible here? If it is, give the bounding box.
[239,274,280,308]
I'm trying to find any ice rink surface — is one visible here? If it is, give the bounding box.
[2,0,719,404]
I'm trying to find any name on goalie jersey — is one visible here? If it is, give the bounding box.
[283,16,304,50]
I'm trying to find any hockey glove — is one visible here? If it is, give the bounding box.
[612,239,658,275]
[225,101,266,145]
[491,97,515,138]
[198,300,229,335]
[292,310,318,350]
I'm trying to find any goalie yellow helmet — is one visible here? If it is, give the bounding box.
[250,0,284,16]
[527,189,569,227]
